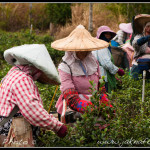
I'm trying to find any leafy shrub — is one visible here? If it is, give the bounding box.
[0,29,64,66]
[0,30,149,147]
[36,71,150,147]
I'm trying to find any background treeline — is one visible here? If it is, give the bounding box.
[0,3,150,39]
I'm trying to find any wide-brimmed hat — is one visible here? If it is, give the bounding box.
[119,23,133,34]
[51,24,109,51]
[4,44,60,85]
[96,26,116,39]
[134,14,150,34]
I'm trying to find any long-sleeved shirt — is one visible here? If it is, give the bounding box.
[55,64,100,115]
[112,30,128,46]
[92,48,119,82]
[0,66,63,133]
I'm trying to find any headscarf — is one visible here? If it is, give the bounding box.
[58,51,98,76]
[15,65,42,81]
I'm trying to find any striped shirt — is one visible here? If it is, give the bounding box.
[112,30,127,45]
[0,66,63,133]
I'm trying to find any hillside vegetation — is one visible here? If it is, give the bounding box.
[0,3,149,147]
[0,3,150,39]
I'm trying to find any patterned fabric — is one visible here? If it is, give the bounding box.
[100,94,113,108]
[0,117,12,136]
[112,30,128,46]
[63,88,93,113]
[132,34,149,59]
[0,66,63,133]
[55,67,100,115]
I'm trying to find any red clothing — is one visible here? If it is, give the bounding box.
[0,66,63,133]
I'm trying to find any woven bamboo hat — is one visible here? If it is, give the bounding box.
[134,14,150,34]
[51,24,109,51]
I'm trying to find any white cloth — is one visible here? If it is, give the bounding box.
[92,48,119,82]
[4,44,60,84]
[58,51,98,76]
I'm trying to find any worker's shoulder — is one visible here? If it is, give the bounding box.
[11,70,33,84]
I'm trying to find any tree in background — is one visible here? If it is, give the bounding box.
[45,3,72,36]
[46,3,72,26]
[88,3,93,34]
[106,3,150,23]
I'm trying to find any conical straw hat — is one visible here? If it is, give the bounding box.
[134,14,150,34]
[51,24,109,51]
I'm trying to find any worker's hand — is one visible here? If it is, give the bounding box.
[117,68,125,76]
[57,124,67,138]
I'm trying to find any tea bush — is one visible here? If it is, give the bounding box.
[36,71,150,147]
[0,31,149,147]
[0,29,64,66]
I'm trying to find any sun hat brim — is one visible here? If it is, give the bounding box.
[51,25,109,51]
[99,30,116,39]
[96,26,116,39]
[134,14,150,34]
[119,23,133,34]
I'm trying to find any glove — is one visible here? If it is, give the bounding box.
[63,88,93,113]
[117,68,125,76]
[76,99,93,113]
[57,125,67,138]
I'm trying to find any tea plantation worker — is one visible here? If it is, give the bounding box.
[130,14,150,79]
[92,26,125,94]
[0,44,67,147]
[111,23,133,47]
[51,25,114,124]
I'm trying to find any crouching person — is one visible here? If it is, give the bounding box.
[0,44,67,147]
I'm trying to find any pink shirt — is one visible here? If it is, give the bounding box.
[0,66,63,133]
[55,67,100,114]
